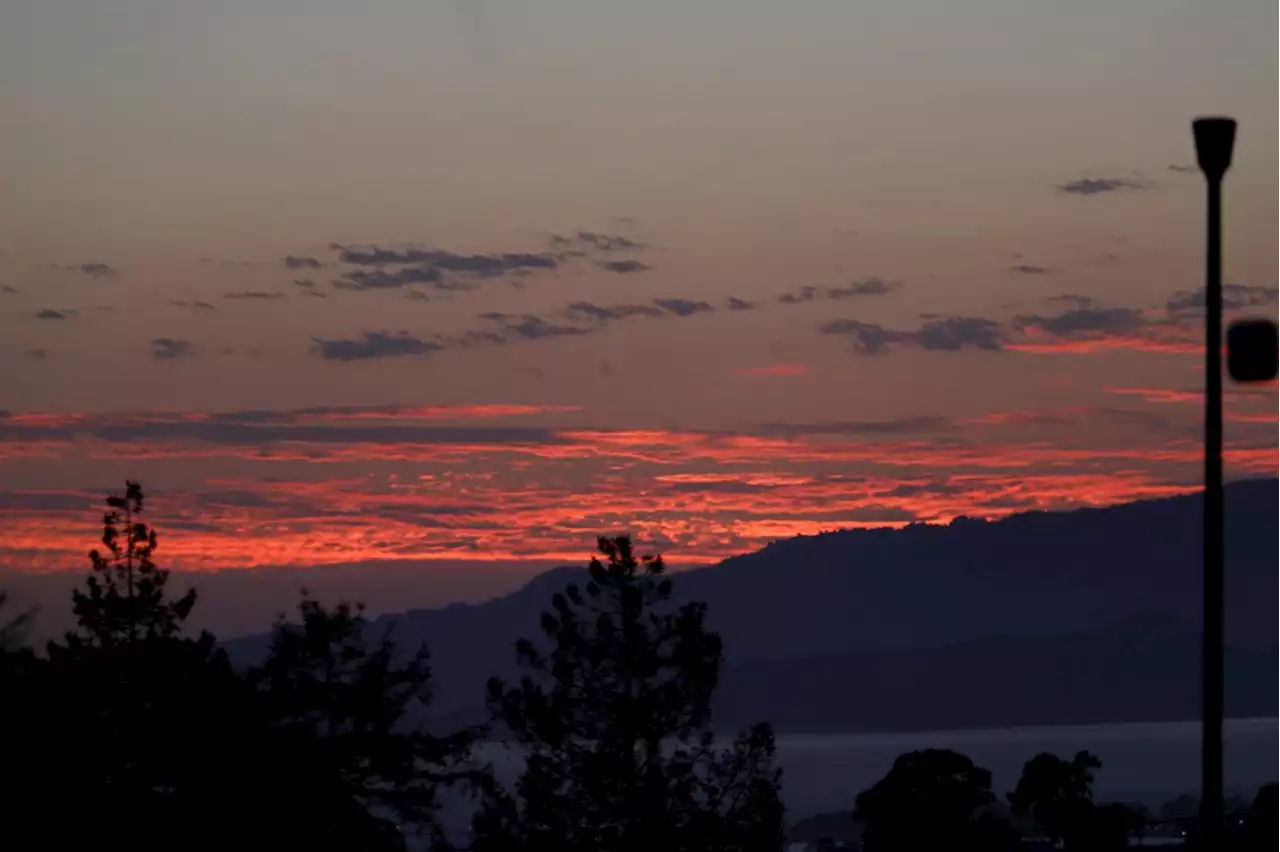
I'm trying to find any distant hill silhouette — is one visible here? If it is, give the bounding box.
[225,478,1278,732]
[713,613,1276,733]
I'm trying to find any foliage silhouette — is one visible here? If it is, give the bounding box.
[1242,784,1277,850]
[6,482,1273,851]
[0,592,35,654]
[1008,750,1101,846]
[0,484,238,848]
[68,480,196,647]
[250,593,487,848]
[853,749,1017,851]
[0,592,46,830]
[471,535,786,852]
[1008,751,1150,850]
[0,481,474,851]
[1160,792,1202,821]
[1084,802,1148,850]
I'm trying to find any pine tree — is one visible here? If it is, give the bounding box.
[32,482,229,849]
[251,594,486,849]
[69,480,195,647]
[472,535,786,852]
[24,482,433,849]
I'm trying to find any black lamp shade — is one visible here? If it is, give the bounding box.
[1193,117,1237,179]
[1226,319,1279,383]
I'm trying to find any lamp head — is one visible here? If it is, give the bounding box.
[1227,319,1278,383]
[1193,117,1237,180]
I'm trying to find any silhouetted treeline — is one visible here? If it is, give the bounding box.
[470,536,785,852]
[0,483,1274,851]
[837,747,1275,851]
[0,483,783,851]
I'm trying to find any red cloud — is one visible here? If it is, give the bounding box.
[1007,336,1200,355]
[2,405,1274,572]
[1104,387,1202,404]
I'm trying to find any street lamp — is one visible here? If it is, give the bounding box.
[1227,319,1279,383]
[1192,115,1234,850]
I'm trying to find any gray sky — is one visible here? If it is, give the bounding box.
[0,0,1275,630]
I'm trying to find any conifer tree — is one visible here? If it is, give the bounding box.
[472,535,785,852]
[252,595,486,849]
[68,480,195,647]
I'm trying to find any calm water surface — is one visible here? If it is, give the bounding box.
[466,718,1277,819]
[768,717,1277,816]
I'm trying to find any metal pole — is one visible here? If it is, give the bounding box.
[1192,115,1235,849]
[1200,169,1224,851]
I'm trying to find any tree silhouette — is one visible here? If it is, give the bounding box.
[1007,750,1101,846]
[0,482,469,850]
[1242,784,1277,850]
[0,590,44,820]
[1159,791,1200,821]
[21,482,245,848]
[0,484,215,846]
[0,592,35,654]
[1,481,491,849]
[471,535,785,852]
[854,749,1015,852]
[1083,802,1148,851]
[250,594,485,849]
[68,480,196,647]
[1008,750,1142,850]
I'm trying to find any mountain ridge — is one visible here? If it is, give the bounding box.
[223,478,1279,728]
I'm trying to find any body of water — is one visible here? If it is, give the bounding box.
[464,718,1277,820]
[766,717,1276,817]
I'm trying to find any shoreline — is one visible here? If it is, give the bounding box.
[452,715,1279,744]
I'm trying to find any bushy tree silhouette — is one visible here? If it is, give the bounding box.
[853,749,1016,852]
[471,535,785,852]
[1008,750,1102,846]
[3,483,230,849]
[250,594,485,849]
[0,482,437,851]
[1008,750,1144,850]
[1159,791,1201,821]
[1235,784,1278,851]
[1084,802,1148,851]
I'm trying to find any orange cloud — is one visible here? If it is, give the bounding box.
[1228,412,1280,424]
[1105,387,1202,404]
[1007,337,1200,355]
[0,466,1229,575]
[35,430,1271,472]
[1,405,1274,573]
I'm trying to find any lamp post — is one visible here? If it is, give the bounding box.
[1192,115,1235,849]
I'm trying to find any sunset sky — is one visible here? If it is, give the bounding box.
[1,0,1276,633]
